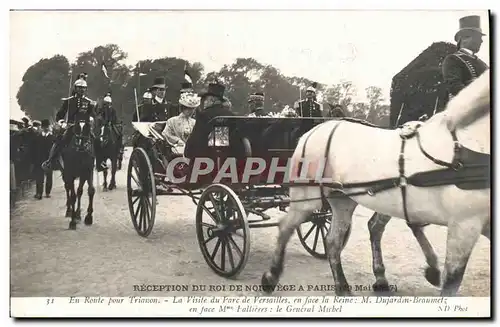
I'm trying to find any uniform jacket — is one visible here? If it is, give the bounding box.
[294,99,322,118]
[442,49,489,97]
[184,103,239,159]
[56,95,97,123]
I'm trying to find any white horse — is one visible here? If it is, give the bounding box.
[262,70,490,296]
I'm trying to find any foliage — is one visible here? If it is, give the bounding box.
[16,55,71,120]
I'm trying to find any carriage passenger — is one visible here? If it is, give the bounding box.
[162,92,198,152]
[247,92,267,116]
[184,83,240,159]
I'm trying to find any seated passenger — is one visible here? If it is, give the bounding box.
[162,92,198,153]
[184,83,237,159]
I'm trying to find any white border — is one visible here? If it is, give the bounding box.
[4,0,498,325]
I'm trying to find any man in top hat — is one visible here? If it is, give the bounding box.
[294,83,323,118]
[442,15,489,98]
[141,77,174,122]
[248,92,267,116]
[32,119,54,199]
[42,78,97,171]
[184,82,238,159]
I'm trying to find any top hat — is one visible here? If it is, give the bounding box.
[152,77,166,89]
[180,82,194,93]
[41,119,50,128]
[455,15,486,42]
[200,83,225,100]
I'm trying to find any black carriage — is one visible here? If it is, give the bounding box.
[127,116,346,278]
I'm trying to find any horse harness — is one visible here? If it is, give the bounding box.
[297,117,490,225]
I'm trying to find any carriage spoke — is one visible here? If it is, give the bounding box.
[201,222,216,229]
[312,225,320,252]
[132,195,141,206]
[134,199,141,221]
[130,173,141,188]
[319,224,327,254]
[208,193,223,221]
[220,239,226,271]
[201,204,218,223]
[226,238,236,270]
[137,200,143,231]
[141,203,148,234]
[227,234,243,258]
[303,224,316,240]
[203,233,217,245]
[210,238,222,261]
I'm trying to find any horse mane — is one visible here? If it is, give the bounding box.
[442,69,490,131]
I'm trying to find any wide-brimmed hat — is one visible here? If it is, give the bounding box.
[455,15,486,42]
[152,77,166,89]
[248,92,265,102]
[179,92,201,108]
[199,83,225,100]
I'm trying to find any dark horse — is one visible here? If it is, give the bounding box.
[96,121,122,191]
[61,120,96,230]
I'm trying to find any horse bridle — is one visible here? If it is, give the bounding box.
[296,120,470,226]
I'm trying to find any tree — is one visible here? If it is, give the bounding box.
[16,55,71,120]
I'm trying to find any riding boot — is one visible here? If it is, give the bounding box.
[41,143,60,172]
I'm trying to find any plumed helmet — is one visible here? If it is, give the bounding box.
[179,92,201,108]
[74,79,88,88]
[103,95,112,103]
[143,90,153,99]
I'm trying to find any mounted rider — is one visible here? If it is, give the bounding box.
[294,83,323,118]
[442,15,489,98]
[41,77,97,171]
[95,92,121,171]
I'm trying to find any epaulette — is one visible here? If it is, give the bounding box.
[61,96,74,101]
[84,96,97,106]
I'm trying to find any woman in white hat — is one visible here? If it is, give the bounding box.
[162,92,199,151]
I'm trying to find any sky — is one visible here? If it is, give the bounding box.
[9,10,490,119]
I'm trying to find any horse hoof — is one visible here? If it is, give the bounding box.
[108,184,116,191]
[261,272,278,294]
[69,221,77,230]
[424,266,441,287]
[372,280,390,293]
[84,215,93,226]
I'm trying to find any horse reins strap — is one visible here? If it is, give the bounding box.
[416,130,462,170]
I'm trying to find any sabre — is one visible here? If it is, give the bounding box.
[134,88,140,122]
[395,101,405,127]
[299,86,303,117]
[432,95,440,116]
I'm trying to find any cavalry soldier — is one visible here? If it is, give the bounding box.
[248,92,267,116]
[132,89,152,122]
[443,15,489,98]
[41,78,97,171]
[33,119,54,199]
[95,92,119,171]
[294,83,323,118]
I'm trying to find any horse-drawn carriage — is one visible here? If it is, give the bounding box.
[127,116,345,277]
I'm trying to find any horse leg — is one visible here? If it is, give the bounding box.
[108,155,117,190]
[440,216,484,296]
[367,212,392,292]
[102,167,108,191]
[262,186,322,294]
[64,182,73,217]
[68,180,77,230]
[74,179,84,221]
[325,195,357,296]
[84,171,95,226]
[409,225,441,287]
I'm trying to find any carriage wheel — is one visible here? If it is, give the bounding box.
[127,147,156,237]
[296,202,351,259]
[196,184,250,278]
